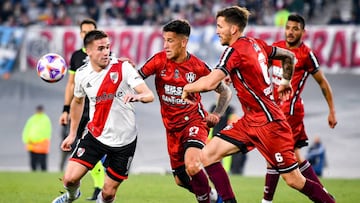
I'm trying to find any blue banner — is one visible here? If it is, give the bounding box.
[0,26,24,76]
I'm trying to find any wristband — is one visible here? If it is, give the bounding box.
[280,78,290,85]
[63,105,70,113]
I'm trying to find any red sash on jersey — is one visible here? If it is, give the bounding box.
[87,61,123,137]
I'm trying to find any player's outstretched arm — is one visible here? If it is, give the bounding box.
[182,69,226,104]
[312,70,337,128]
[124,83,154,103]
[59,73,76,125]
[61,96,84,151]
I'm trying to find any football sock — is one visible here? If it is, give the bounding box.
[91,161,105,189]
[300,179,335,203]
[205,162,236,201]
[263,168,280,201]
[299,160,323,187]
[96,192,115,203]
[64,184,80,200]
[190,170,211,203]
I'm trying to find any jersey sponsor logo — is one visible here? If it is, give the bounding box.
[90,91,125,103]
[77,147,85,157]
[162,84,187,105]
[185,72,196,83]
[110,72,119,84]
[86,82,92,88]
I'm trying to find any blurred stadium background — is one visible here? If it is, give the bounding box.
[0,0,359,178]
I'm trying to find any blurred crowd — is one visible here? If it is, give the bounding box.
[1,0,359,27]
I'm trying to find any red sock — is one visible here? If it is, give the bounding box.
[300,179,335,203]
[205,162,236,201]
[299,160,323,187]
[263,168,280,201]
[190,170,211,203]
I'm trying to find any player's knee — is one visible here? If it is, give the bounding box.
[282,171,305,190]
[62,174,80,186]
[186,162,202,176]
[101,185,117,200]
[174,175,183,186]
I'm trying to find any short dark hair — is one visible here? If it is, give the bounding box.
[288,13,305,29]
[216,6,250,32]
[80,18,97,30]
[36,105,43,111]
[84,30,108,48]
[163,19,191,37]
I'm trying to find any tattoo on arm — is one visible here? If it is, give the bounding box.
[271,47,295,80]
[213,82,232,116]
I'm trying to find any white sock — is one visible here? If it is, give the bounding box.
[261,199,272,203]
[96,192,114,203]
[209,188,218,201]
[65,185,80,200]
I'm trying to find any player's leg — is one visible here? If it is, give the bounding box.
[280,169,335,202]
[295,147,323,186]
[98,138,137,202]
[261,163,280,203]
[202,136,238,203]
[87,161,105,200]
[30,152,37,171]
[96,176,122,203]
[184,146,211,203]
[258,121,334,203]
[52,161,87,203]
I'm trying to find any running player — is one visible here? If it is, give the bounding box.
[182,6,335,203]
[138,19,237,203]
[58,18,105,201]
[261,13,337,203]
[52,30,154,203]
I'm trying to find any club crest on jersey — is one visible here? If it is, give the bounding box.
[186,72,196,83]
[77,147,85,157]
[174,69,180,79]
[110,72,119,83]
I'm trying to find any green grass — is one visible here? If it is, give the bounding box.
[0,171,358,203]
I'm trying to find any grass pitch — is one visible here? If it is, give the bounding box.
[0,171,358,203]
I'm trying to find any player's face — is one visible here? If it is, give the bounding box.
[285,20,304,47]
[216,16,233,46]
[80,23,96,39]
[87,37,111,70]
[163,31,187,62]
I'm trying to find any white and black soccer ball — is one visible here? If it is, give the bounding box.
[36,53,67,83]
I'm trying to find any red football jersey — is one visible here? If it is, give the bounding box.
[216,37,286,126]
[271,41,320,115]
[139,51,211,130]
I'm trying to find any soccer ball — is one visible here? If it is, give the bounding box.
[36,53,67,83]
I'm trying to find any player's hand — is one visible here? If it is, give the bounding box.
[277,84,293,101]
[328,113,337,129]
[59,112,69,126]
[206,113,220,128]
[123,93,141,103]
[61,133,76,151]
[181,88,196,105]
[119,57,136,68]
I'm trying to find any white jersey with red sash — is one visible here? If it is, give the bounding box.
[74,57,145,147]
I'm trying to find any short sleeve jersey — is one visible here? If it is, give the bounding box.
[271,41,320,115]
[215,37,285,126]
[74,57,145,147]
[69,48,88,73]
[138,51,210,130]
